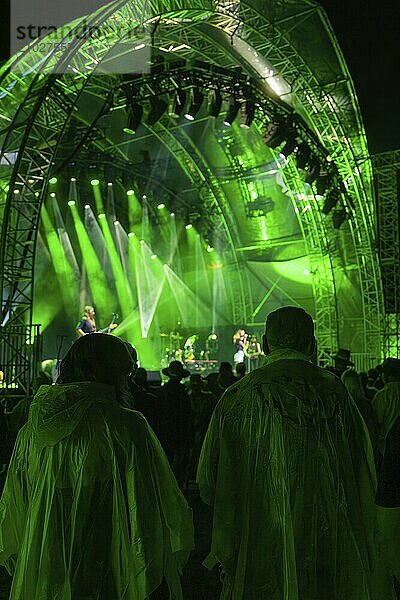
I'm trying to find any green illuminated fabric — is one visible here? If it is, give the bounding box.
[371,382,400,455]
[0,383,194,599]
[197,349,394,600]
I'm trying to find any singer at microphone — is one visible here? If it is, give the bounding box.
[76,306,118,337]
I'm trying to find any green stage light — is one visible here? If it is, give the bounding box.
[84,204,90,209]
[170,212,175,217]
[114,220,120,225]
[128,232,135,238]
[50,192,56,198]
[127,190,135,196]
[303,269,310,276]
[140,239,145,244]
[98,213,106,219]
[49,177,58,184]
[151,254,157,260]
[91,179,100,186]
[68,200,75,206]
[207,245,214,253]
[186,224,193,230]
[157,203,165,210]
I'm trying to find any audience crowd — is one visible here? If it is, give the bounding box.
[0,306,399,599]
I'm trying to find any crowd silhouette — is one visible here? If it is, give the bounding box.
[0,306,400,599]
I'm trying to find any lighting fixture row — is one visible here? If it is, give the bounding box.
[263,121,348,226]
[124,87,256,134]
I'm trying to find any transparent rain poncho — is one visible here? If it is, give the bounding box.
[0,382,194,600]
[197,349,395,600]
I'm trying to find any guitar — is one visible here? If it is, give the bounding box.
[99,313,119,335]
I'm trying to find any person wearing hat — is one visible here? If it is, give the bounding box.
[326,348,355,378]
[371,358,400,457]
[160,361,194,489]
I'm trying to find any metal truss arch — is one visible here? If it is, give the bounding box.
[0,0,385,379]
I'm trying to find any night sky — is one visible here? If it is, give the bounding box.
[0,0,399,154]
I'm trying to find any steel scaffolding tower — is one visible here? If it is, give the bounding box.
[372,150,400,358]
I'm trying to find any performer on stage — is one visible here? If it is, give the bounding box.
[245,334,262,371]
[233,329,248,365]
[76,305,97,336]
[76,306,117,336]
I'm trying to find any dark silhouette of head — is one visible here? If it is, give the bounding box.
[219,361,233,374]
[57,333,134,387]
[263,306,316,358]
[189,373,203,390]
[133,367,147,387]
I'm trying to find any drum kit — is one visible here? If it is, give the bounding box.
[160,331,219,372]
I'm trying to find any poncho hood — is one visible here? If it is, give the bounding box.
[28,382,116,448]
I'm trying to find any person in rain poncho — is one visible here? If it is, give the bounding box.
[0,333,194,600]
[197,306,395,600]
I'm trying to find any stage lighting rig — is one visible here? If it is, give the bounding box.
[279,136,298,159]
[184,87,203,120]
[224,98,241,126]
[262,122,286,149]
[240,100,256,129]
[305,159,320,184]
[124,103,143,135]
[295,142,311,170]
[147,96,168,125]
[208,89,223,118]
[322,189,340,215]
[169,89,187,117]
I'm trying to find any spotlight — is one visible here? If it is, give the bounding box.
[49,192,56,198]
[49,177,57,184]
[224,98,240,126]
[140,239,145,244]
[303,269,310,276]
[107,182,113,187]
[151,254,157,260]
[28,179,34,184]
[170,212,175,217]
[114,220,120,225]
[68,200,76,207]
[322,189,339,215]
[184,88,203,121]
[316,173,331,196]
[98,213,106,219]
[332,208,348,229]
[185,224,193,230]
[240,100,256,129]
[279,137,298,159]
[91,179,100,186]
[128,232,135,238]
[70,177,76,182]
[305,160,320,184]
[157,203,165,210]
[262,122,286,149]
[207,245,214,253]
[127,190,135,196]
[13,189,20,194]
[169,90,186,118]
[124,103,143,135]
[296,142,311,170]
[209,89,222,118]
[147,96,168,126]
[84,204,90,209]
